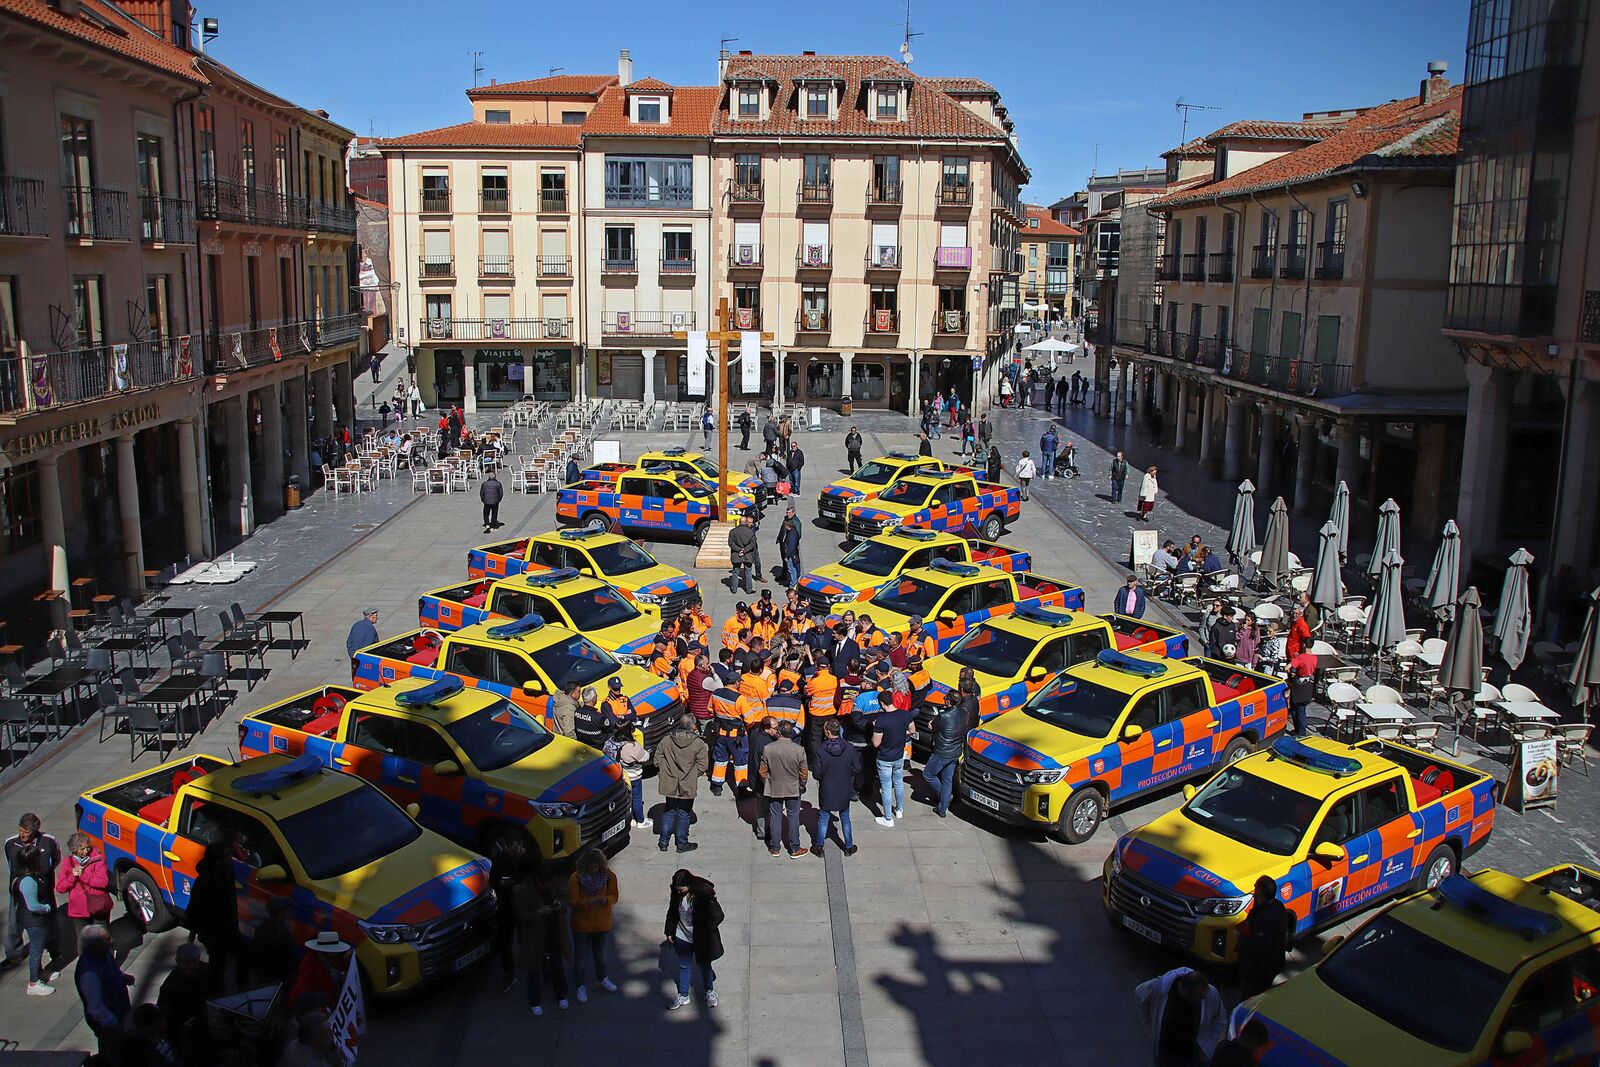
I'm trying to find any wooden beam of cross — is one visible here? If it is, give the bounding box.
[675,296,773,520]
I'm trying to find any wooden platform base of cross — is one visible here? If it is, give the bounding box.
[676,296,772,573]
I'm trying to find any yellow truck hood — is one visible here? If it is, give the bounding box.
[1246,971,1472,1067]
[589,613,660,656]
[979,708,1109,768]
[1119,808,1283,900]
[315,832,489,925]
[482,735,624,806]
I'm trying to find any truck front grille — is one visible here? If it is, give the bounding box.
[1106,867,1199,946]
[957,750,1027,810]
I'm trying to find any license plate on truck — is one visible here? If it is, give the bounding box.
[452,940,493,971]
[1121,915,1161,944]
[967,788,1000,811]
[601,819,628,842]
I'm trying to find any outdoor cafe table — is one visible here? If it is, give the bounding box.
[94,633,156,674]
[1356,702,1416,723]
[18,665,99,732]
[1498,700,1559,722]
[143,674,213,738]
[1415,648,1445,668]
[254,610,307,658]
[210,636,267,691]
[146,605,200,639]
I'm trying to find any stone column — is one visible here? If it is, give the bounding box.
[773,349,786,410]
[1174,377,1190,452]
[1223,393,1247,482]
[1334,421,1362,498]
[259,382,285,514]
[286,373,310,492]
[176,416,206,561]
[909,354,921,415]
[462,353,477,415]
[1198,384,1216,462]
[1129,363,1144,428]
[36,453,69,625]
[228,393,255,537]
[333,360,356,432]
[1256,404,1279,499]
[114,433,144,590]
[523,349,537,401]
[642,348,657,405]
[313,367,336,442]
[1110,361,1124,422]
[840,352,854,401]
[1457,363,1513,553]
[1294,416,1318,515]
[1551,379,1600,582]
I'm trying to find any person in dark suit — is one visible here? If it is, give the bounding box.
[1112,574,1147,619]
[826,622,860,678]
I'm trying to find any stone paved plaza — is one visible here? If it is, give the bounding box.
[0,362,1591,1064]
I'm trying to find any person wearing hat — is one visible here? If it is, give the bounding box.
[288,930,353,1017]
[157,940,217,1049]
[345,608,379,659]
[722,604,752,650]
[600,678,638,740]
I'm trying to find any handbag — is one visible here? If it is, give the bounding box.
[658,939,678,977]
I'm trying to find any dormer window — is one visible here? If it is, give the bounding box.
[737,85,761,119]
[804,86,830,119]
[635,97,663,123]
[874,87,899,120]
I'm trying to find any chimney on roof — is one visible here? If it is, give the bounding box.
[1422,60,1450,104]
[719,49,730,81]
[58,0,81,14]
[619,49,633,87]
[490,77,496,86]
[802,50,815,56]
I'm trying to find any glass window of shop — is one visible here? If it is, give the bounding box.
[807,358,841,399]
[854,361,887,403]
[530,349,572,401]
[434,350,464,404]
[476,349,524,403]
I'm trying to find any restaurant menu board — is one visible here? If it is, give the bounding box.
[1505,736,1559,812]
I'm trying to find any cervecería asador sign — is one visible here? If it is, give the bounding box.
[1,402,162,458]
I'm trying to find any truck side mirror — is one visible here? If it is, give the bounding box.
[432,760,461,777]
[1182,784,1197,802]
[1027,665,1048,682]
[937,611,957,625]
[404,803,422,819]
[255,864,289,883]
[1121,724,1143,742]
[1499,1033,1533,1056]
[1312,841,1346,864]
[578,567,594,577]
[1320,934,1345,958]
[522,680,545,696]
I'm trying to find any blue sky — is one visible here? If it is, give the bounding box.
[204,0,1466,203]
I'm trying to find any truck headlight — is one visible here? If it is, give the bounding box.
[616,653,649,667]
[879,518,900,530]
[632,591,663,605]
[1108,849,1123,879]
[533,802,580,819]
[359,919,425,944]
[829,590,859,603]
[1020,769,1064,784]
[1197,896,1251,917]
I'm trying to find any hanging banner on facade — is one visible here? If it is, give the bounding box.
[28,348,52,409]
[616,311,631,333]
[686,331,708,396]
[176,335,193,377]
[298,322,311,353]
[735,307,753,329]
[489,319,509,340]
[111,344,131,391]
[269,328,283,362]
[230,332,246,369]
[740,331,761,394]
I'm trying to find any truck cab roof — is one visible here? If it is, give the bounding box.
[1057,648,1192,697]
[494,567,616,599]
[1247,735,1405,797]
[1395,866,1600,973]
[351,675,511,727]
[897,559,1011,586]
[187,753,368,818]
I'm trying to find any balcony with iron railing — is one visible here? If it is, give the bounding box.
[933,309,968,335]
[419,255,455,280]
[1250,244,1276,278]
[423,318,572,342]
[0,337,191,417]
[728,243,763,269]
[1096,251,1119,270]
[601,311,695,336]
[933,245,973,271]
[316,312,364,347]
[63,185,130,241]
[1224,349,1353,397]
[796,245,832,270]
[479,255,514,281]
[1156,253,1180,282]
[538,255,572,278]
[419,187,451,213]
[867,180,902,208]
[139,195,193,245]
[864,308,900,334]
[539,189,568,213]
[729,180,763,207]
[1279,243,1307,280]
[660,251,696,276]
[602,253,638,274]
[0,176,48,237]
[937,182,972,209]
[306,201,357,235]
[479,188,510,213]
[1209,251,1235,282]
[798,179,833,208]
[605,185,691,209]
[205,319,314,373]
[1180,252,1205,282]
[795,309,830,333]
[1314,241,1346,280]
[197,179,309,230]
[865,245,901,271]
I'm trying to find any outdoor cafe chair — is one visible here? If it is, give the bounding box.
[1508,720,1554,745]
[1555,723,1593,775]
[1325,682,1363,740]
[1500,682,1542,704]
[128,703,176,761]
[1364,721,1406,743]
[1467,683,1502,741]
[95,682,129,743]
[1402,721,1442,752]
[1364,684,1404,705]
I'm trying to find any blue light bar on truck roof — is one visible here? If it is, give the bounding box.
[557,529,603,540]
[885,451,917,460]
[234,753,324,795]
[486,614,546,639]
[894,528,939,541]
[394,676,467,707]
[1094,649,1168,676]
[928,559,980,577]
[1014,603,1077,627]
[659,447,687,456]
[1435,874,1562,939]
[1269,736,1361,777]
[523,567,581,587]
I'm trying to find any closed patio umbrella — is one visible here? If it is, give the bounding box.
[1567,586,1600,723]
[1227,480,1258,563]
[1367,498,1401,581]
[1367,549,1407,680]
[1259,497,1292,589]
[1309,521,1344,613]
[1439,586,1484,753]
[1492,547,1535,670]
[1423,519,1462,627]
[1329,481,1351,563]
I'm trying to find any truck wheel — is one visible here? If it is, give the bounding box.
[693,520,710,546]
[480,822,539,862]
[1052,788,1104,844]
[981,513,1005,541]
[581,511,612,534]
[1418,844,1456,890]
[121,868,173,932]
[1221,737,1254,766]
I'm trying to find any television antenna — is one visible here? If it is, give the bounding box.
[470,50,485,88]
[899,0,923,65]
[1175,97,1220,143]
[548,66,565,77]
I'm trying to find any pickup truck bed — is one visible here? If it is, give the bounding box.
[247,684,365,740]
[468,539,531,580]
[85,756,227,828]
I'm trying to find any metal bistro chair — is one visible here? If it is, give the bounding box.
[1500,682,1542,704]
[1365,721,1407,744]
[1325,682,1364,741]
[1555,722,1593,776]
[1403,720,1442,752]
[1509,720,1555,746]
[128,702,176,761]
[1467,682,1503,741]
[95,682,130,743]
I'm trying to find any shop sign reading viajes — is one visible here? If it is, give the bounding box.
[0,402,162,458]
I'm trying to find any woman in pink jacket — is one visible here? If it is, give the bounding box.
[55,832,113,939]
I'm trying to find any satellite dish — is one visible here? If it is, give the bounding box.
[899,41,909,54]
[904,51,914,64]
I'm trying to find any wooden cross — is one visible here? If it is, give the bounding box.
[674,296,773,520]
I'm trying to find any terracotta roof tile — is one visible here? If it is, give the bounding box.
[1206,119,1345,142]
[466,73,617,98]
[378,121,582,149]
[1154,87,1463,209]
[715,54,1008,141]
[623,77,675,93]
[1021,206,1080,238]
[581,84,719,138]
[1162,135,1214,159]
[0,0,203,83]
[923,76,997,95]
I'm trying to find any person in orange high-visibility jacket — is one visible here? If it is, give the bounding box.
[904,617,938,693]
[708,682,749,794]
[804,662,840,759]
[775,655,804,696]
[722,605,752,650]
[854,616,885,649]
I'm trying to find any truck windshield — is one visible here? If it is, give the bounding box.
[530,634,621,690]
[691,458,721,480]
[837,539,908,578]
[1183,767,1320,855]
[678,476,714,499]
[276,786,422,880]
[1022,677,1127,737]
[947,625,1033,677]
[584,540,657,577]
[850,460,903,485]
[445,700,552,771]
[563,588,641,630]
[878,480,932,508]
[869,575,945,618]
[1317,914,1506,1052]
